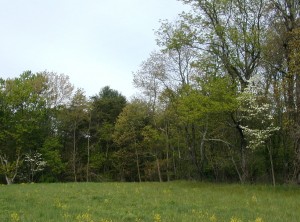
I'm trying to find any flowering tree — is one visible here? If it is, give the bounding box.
[23,151,47,182]
[237,76,280,185]
[237,76,280,150]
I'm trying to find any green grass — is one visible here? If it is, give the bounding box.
[0,181,299,222]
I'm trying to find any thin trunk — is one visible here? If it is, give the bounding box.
[166,148,170,182]
[185,124,201,178]
[172,146,177,178]
[86,134,90,182]
[232,114,248,183]
[87,112,91,182]
[286,75,295,120]
[240,142,247,183]
[232,156,243,183]
[156,156,162,182]
[267,142,276,187]
[135,138,141,182]
[73,124,77,182]
[204,138,244,183]
[200,121,208,175]
[31,161,34,182]
[105,142,109,159]
[165,122,170,182]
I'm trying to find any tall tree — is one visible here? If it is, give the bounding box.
[158,0,266,182]
[58,89,88,182]
[0,72,48,184]
[178,0,265,88]
[113,99,151,181]
[265,0,300,183]
[89,86,126,180]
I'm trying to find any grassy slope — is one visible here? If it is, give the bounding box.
[0,181,299,222]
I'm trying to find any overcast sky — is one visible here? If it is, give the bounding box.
[0,0,188,99]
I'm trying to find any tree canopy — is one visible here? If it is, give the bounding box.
[1,0,300,185]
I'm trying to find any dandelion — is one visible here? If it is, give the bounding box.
[54,199,68,210]
[10,212,20,222]
[230,217,242,222]
[255,217,263,222]
[76,213,94,222]
[251,195,257,203]
[63,213,70,219]
[100,219,112,222]
[210,214,217,222]
[153,213,161,222]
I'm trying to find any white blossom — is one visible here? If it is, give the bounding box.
[237,78,279,150]
[24,151,47,181]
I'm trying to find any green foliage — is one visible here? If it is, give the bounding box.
[0,72,49,184]
[176,76,237,123]
[91,86,126,125]
[1,0,300,184]
[114,100,150,147]
[40,137,65,178]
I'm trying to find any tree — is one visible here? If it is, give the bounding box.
[89,86,126,180]
[173,76,238,179]
[58,88,88,182]
[40,71,74,108]
[161,0,267,182]
[263,0,300,183]
[235,76,280,184]
[288,28,300,183]
[133,52,167,113]
[40,137,65,182]
[141,125,165,182]
[23,151,47,182]
[0,72,48,184]
[113,99,151,181]
[179,0,265,88]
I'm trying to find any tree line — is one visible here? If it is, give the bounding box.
[1,0,300,185]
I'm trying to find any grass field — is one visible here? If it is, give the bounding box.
[0,181,299,222]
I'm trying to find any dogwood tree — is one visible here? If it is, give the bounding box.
[237,76,280,150]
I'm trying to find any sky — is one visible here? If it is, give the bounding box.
[0,0,189,99]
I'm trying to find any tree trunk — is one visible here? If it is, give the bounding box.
[273,0,300,184]
[0,153,21,185]
[134,139,141,182]
[295,78,300,185]
[267,142,276,187]
[233,117,248,183]
[240,141,247,183]
[73,125,77,182]
[231,156,243,183]
[199,122,208,177]
[5,176,13,185]
[165,122,170,181]
[185,124,201,178]
[172,145,177,179]
[86,134,90,182]
[156,156,162,182]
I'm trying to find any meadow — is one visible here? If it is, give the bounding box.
[0,181,299,222]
